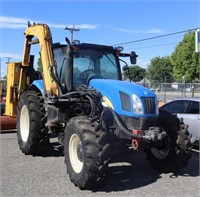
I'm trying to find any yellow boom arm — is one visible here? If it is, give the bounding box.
[21,23,58,95]
[5,23,58,116]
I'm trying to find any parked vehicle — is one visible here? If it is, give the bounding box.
[160,98,200,147]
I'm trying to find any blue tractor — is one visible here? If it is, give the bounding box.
[5,23,192,190]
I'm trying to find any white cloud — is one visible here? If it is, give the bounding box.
[108,26,163,34]
[48,24,66,29]
[51,24,98,29]
[0,23,27,29]
[0,16,28,24]
[147,29,163,34]
[113,27,134,33]
[0,16,98,30]
[65,24,98,30]
[0,16,36,29]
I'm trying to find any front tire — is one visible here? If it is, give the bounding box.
[17,91,49,155]
[145,110,192,172]
[64,116,111,189]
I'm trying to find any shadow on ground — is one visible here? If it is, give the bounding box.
[93,151,199,192]
[10,133,198,192]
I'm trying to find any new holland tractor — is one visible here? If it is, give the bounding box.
[5,23,192,189]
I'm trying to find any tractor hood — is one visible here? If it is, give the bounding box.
[89,79,158,117]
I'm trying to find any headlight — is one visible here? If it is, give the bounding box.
[132,94,144,115]
[101,96,114,109]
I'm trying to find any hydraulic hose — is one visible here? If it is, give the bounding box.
[49,66,63,95]
[109,109,143,139]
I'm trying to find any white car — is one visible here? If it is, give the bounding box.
[160,98,200,147]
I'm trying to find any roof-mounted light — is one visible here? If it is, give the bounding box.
[115,46,124,56]
[115,46,124,52]
[72,40,80,45]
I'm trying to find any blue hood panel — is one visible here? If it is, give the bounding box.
[89,79,157,117]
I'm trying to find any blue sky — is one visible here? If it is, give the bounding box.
[0,0,199,77]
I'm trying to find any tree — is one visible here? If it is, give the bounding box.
[123,65,146,82]
[146,56,173,83]
[171,32,199,82]
[37,57,43,72]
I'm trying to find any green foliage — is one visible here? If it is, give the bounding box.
[123,65,146,82]
[37,57,43,72]
[171,32,199,82]
[146,56,173,83]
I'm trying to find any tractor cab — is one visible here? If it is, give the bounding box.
[52,42,135,92]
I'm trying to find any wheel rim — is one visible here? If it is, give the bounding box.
[69,134,83,173]
[151,134,170,160]
[20,105,30,142]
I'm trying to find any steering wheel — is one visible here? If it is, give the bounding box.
[80,69,96,80]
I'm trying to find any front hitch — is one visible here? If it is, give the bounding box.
[131,127,167,150]
[143,127,167,141]
[109,110,167,150]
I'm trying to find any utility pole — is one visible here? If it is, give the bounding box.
[65,26,80,43]
[5,57,12,64]
[195,29,200,80]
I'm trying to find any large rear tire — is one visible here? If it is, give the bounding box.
[17,91,49,155]
[64,116,111,189]
[145,110,192,172]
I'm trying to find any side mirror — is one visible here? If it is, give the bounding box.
[130,51,138,64]
[122,65,129,71]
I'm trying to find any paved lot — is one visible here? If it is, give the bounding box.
[0,132,200,197]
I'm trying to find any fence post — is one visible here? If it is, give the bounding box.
[182,76,186,98]
[192,81,195,97]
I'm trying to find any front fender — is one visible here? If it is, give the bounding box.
[29,80,44,96]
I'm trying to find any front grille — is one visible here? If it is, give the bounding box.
[141,97,156,114]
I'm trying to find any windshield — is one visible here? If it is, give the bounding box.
[73,48,121,88]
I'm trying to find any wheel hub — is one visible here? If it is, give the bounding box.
[77,144,83,162]
[151,132,170,160]
[20,105,30,142]
[69,134,84,173]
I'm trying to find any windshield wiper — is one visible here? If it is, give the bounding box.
[97,46,117,68]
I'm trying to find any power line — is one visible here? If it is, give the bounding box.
[84,1,165,40]
[113,27,199,46]
[125,41,178,51]
[123,34,183,47]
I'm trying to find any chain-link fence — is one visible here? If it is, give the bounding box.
[137,82,200,103]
